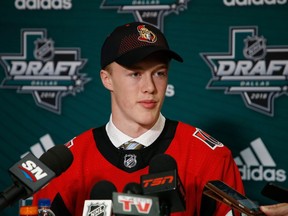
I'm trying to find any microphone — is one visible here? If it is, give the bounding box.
[82,180,116,216]
[0,145,73,211]
[261,182,288,203]
[140,154,186,216]
[123,182,143,195]
[112,182,160,216]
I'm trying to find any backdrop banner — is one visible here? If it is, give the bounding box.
[0,0,287,215]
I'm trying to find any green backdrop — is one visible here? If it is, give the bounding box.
[0,0,287,215]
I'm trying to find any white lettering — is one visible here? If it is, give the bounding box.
[26,61,42,75]
[217,61,235,75]
[249,61,266,75]
[55,61,82,75]
[165,84,175,97]
[22,160,36,171]
[9,61,82,76]
[267,60,288,75]
[238,166,287,182]
[10,61,27,75]
[15,0,72,10]
[234,60,253,75]
[223,0,287,6]
[21,160,48,180]
[30,166,48,180]
[39,61,54,75]
[216,60,288,76]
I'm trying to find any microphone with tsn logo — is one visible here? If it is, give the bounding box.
[112,182,160,216]
[0,145,73,211]
[140,154,186,216]
[82,180,117,216]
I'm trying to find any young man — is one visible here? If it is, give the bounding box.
[33,22,244,215]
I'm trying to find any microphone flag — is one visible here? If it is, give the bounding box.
[9,153,56,196]
[82,200,112,216]
[141,170,186,213]
[112,192,160,216]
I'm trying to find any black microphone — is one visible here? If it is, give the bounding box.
[123,182,143,195]
[0,145,73,211]
[82,180,117,216]
[112,182,160,216]
[261,182,288,203]
[90,180,117,199]
[140,154,186,216]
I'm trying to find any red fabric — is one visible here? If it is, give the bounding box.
[33,122,244,216]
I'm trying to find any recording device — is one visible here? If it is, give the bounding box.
[82,180,117,216]
[123,182,143,195]
[261,182,288,203]
[0,145,73,211]
[112,182,160,216]
[140,154,186,216]
[203,180,265,216]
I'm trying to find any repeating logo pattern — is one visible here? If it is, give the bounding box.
[201,26,288,116]
[234,138,286,182]
[0,29,90,114]
[14,0,73,10]
[21,134,56,159]
[100,0,190,31]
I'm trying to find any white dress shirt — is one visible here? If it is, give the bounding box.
[106,113,166,148]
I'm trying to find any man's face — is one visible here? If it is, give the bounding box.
[101,53,169,131]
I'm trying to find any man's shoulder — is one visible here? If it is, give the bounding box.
[175,122,231,154]
[64,128,95,150]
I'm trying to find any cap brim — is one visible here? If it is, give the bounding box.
[115,46,183,67]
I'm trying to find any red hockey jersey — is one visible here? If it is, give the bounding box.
[33,119,244,216]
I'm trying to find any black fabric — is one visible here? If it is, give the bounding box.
[50,193,72,216]
[200,194,216,216]
[92,119,178,173]
[100,22,183,68]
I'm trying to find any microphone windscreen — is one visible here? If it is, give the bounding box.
[39,145,73,176]
[149,154,177,173]
[123,182,143,194]
[90,180,117,199]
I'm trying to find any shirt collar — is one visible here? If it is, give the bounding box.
[106,113,165,148]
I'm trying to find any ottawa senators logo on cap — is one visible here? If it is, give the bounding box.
[137,25,157,43]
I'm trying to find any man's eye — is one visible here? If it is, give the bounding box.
[155,71,167,77]
[131,72,141,77]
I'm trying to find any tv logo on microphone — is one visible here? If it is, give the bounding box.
[112,192,160,216]
[19,160,48,182]
[118,194,152,213]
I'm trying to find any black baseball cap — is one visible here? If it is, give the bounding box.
[100,22,183,69]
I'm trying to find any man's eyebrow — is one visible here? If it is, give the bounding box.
[128,64,168,71]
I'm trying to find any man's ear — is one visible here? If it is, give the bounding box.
[100,69,113,91]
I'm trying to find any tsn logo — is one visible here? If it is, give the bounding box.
[19,160,48,182]
[142,175,174,187]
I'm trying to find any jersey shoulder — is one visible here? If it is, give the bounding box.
[176,122,231,154]
[64,128,95,153]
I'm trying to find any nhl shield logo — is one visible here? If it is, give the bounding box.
[243,35,266,61]
[124,154,137,168]
[87,203,106,216]
[34,38,54,61]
